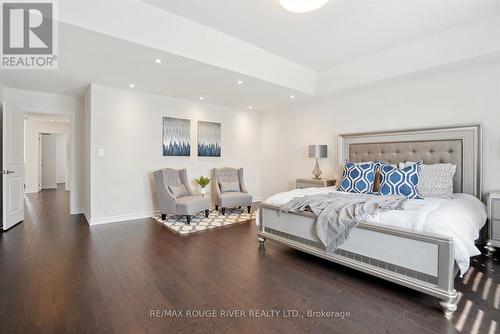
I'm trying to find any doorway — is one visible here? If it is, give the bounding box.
[2,106,74,231]
[25,114,71,195]
[39,133,69,191]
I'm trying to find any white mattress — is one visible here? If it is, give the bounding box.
[262,187,487,276]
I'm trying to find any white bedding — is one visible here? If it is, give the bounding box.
[261,187,487,276]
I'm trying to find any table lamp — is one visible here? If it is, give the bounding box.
[308,145,327,179]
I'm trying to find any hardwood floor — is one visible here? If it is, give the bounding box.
[1,188,499,334]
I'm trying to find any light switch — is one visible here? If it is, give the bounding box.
[98,148,105,157]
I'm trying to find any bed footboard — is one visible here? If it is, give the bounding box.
[257,204,459,318]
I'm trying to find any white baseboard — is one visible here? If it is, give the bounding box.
[71,208,84,215]
[84,202,263,227]
[83,211,91,225]
[89,210,159,226]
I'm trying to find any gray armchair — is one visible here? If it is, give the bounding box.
[213,167,252,215]
[153,168,210,224]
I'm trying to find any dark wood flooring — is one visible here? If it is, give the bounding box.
[0,188,499,334]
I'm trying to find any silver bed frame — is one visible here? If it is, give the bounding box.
[257,124,482,318]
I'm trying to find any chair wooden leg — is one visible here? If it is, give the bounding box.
[221,207,226,215]
[161,214,166,221]
[205,209,209,218]
[186,215,191,224]
[247,206,251,214]
[215,205,219,211]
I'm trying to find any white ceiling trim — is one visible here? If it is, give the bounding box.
[58,0,317,94]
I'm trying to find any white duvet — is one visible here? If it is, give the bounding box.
[262,187,487,276]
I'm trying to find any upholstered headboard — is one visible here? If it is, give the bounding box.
[338,124,482,199]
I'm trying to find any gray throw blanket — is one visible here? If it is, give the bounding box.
[281,192,406,253]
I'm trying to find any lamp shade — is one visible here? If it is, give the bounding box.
[308,145,327,158]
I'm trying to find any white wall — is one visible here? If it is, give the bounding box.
[3,88,84,214]
[24,120,70,193]
[88,84,262,224]
[261,62,500,198]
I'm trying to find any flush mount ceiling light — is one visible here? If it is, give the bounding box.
[154,58,162,64]
[237,80,243,85]
[129,84,135,88]
[199,96,204,100]
[279,0,328,13]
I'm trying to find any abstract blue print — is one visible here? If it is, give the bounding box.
[338,161,377,194]
[197,121,221,157]
[379,161,423,199]
[163,117,191,156]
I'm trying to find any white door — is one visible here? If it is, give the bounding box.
[2,102,25,230]
[41,134,57,189]
[55,134,67,185]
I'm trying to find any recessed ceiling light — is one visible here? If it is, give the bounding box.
[237,80,243,85]
[199,96,204,100]
[155,58,162,64]
[129,84,135,88]
[290,95,295,99]
[248,106,253,109]
[50,119,54,122]
[280,0,328,13]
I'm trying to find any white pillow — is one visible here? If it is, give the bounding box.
[399,162,456,199]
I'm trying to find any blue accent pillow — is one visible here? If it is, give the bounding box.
[338,161,377,194]
[379,161,423,199]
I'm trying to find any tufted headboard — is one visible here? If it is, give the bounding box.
[338,124,482,199]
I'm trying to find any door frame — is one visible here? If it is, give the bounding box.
[21,109,77,214]
[37,131,70,191]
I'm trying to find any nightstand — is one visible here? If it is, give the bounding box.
[486,191,500,252]
[296,178,336,189]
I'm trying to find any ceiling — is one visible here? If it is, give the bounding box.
[1,0,499,111]
[1,22,305,110]
[146,0,498,70]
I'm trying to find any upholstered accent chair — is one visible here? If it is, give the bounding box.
[153,168,210,224]
[213,167,252,215]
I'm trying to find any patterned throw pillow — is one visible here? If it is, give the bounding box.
[379,161,423,199]
[338,161,378,194]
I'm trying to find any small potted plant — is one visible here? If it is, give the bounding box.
[195,176,211,197]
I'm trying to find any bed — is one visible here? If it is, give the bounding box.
[257,124,485,318]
